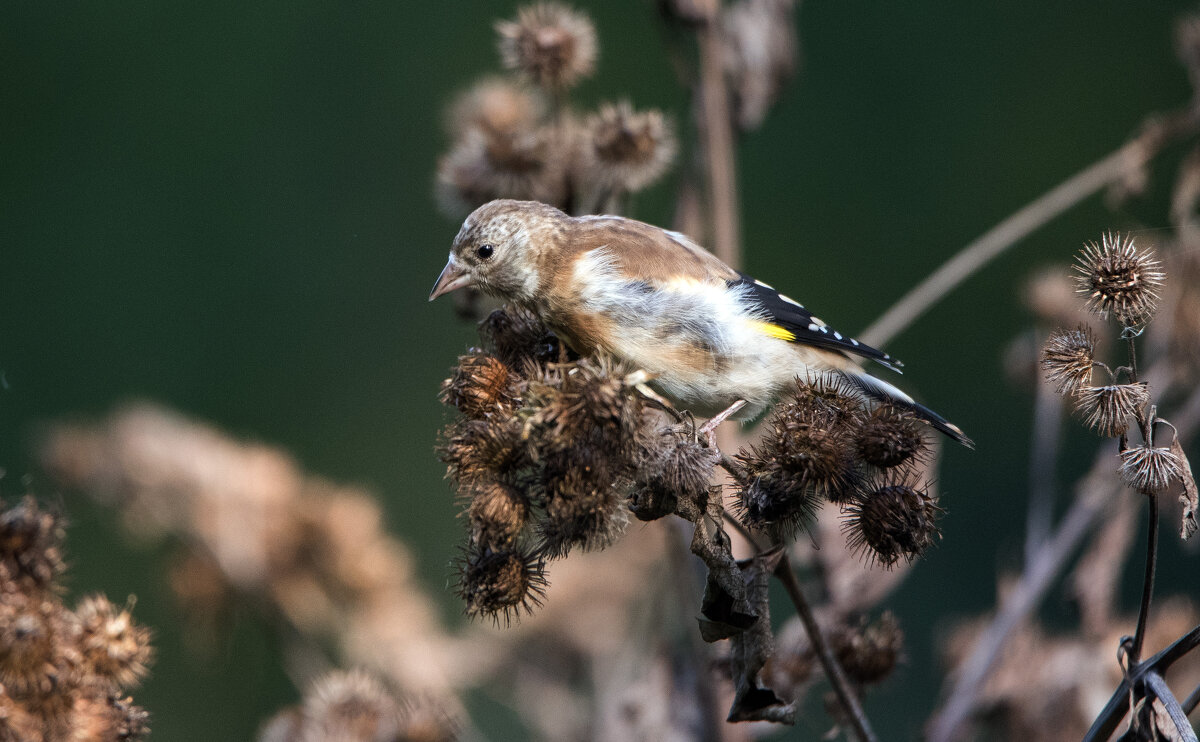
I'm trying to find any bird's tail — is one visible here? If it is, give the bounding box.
[841,370,975,449]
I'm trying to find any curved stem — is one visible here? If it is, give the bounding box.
[773,551,878,742]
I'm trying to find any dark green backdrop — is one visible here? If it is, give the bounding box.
[2,2,1196,739]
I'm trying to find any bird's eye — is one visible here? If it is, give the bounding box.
[476,244,495,260]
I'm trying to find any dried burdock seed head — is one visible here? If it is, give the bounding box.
[440,351,516,418]
[539,463,627,557]
[1074,233,1165,326]
[735,473,821,540]
[479,306,560,369]
[69,694,151,742]
[832,612,904,686]
[107,695,151,741]
[844,483,942,568]
[302,669,404,741]
[856,405,929,469]
[435,124,571,217]
[751,403,859,500]
[496,3,598,90]
[467,481,530,549]
[1041,326,1097,396]
[439,417,529,485]
[447,77,546,140]
[1074,382,1149,438]
[577,101,676,193]
[456,544,547,625]
[0,594,61,694]
[525,357,641,459]
[792,374,867,424]
[74,594,153,689]
[1119,443,1184,495]
[0,496,66,589]
[639,433,718,501]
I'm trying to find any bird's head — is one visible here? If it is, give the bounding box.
[429,199,565,304]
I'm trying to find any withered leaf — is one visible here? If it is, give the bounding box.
[1171,437,1198,539]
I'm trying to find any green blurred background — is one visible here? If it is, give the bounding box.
[2,1,1197,739]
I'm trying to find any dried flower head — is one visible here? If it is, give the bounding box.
[539,456,627,556]
[439,417,530,485]
[302,669,404,741]
[74,595,153,689]
[844,483,942,568]
[630,432,717,521]
[576,101,676,193]
[0,496,66,589]
[467,481,530,549]
[720,0,798,131]
[832,612,904,686]
[1176,13,1200,91]
[793,374,866,425]
[496,3,598,90]
[455,544,547,625]
[856,405,928,470]
[0,594,61,694]
[524,357,640,458]
[735,472,822,540]
[1041,326,1097,396]
[1074,233,1165,326]
[435,124,571,217]
[1119,443,1184,495]
[479,306,561,369]
[447,77,546,140]
[1074,383,1149,438]
[440,351,516,418]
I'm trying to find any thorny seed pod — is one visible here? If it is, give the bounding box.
[630,432,718,521]
[856,405,928,470]
[435,124,571,217]
[495,2,598,90]
[456,544,547,625]
[576,101,677,193]
[749,404,860,501]
[525,358,641,458]
[832,612,904,686]
[1074,233,1165,326]
[439,416,529,485]
[844,483,942,568]
[440,351,516,418]
[447,77,546,141]
[74,595,153,689]
[0,594,61,694]
[467,481,530,549]
[479,306,562,369]
[539,461,627,557]
[301,669,405,741]
[0,496,66,588]
[735,473,822,540]
[1074,383,1149,438]
[1041,326,1097,396]
[1119,443,1184,495]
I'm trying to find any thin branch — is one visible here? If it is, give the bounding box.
[1183,680,1200,715]
[695,6,742,270]
[1026,375,1063,564]
[861,107,1200,349]
[1129,493,1160,666]
[773,551,879,742]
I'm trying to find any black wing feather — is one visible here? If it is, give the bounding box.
[729,273,903,373]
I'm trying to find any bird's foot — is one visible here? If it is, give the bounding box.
[697,400,746,449]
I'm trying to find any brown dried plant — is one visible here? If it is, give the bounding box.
[0,496,152,742]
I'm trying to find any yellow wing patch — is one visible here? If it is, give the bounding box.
[748,319,796,341]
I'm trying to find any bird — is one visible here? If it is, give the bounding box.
[429,199,972,447]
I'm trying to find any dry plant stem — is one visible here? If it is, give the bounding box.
[1129,493,1160,667]
[1183,681,1200,715]
[773,551,879,742]
[861,106,1200,349]
[929,370,1200,742]
[1025,379,1063,564]
[696,9,741,269]
[1144,672,1197,741]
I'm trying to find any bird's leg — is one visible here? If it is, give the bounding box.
[698,399,746,449]
[626,370,687,425]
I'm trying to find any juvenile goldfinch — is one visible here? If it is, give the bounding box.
[430,199,972,447]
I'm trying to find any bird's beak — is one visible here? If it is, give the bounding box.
[428,256,472,301]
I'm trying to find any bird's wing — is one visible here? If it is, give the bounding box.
[728,272,904,373]
[566,215,740,284]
